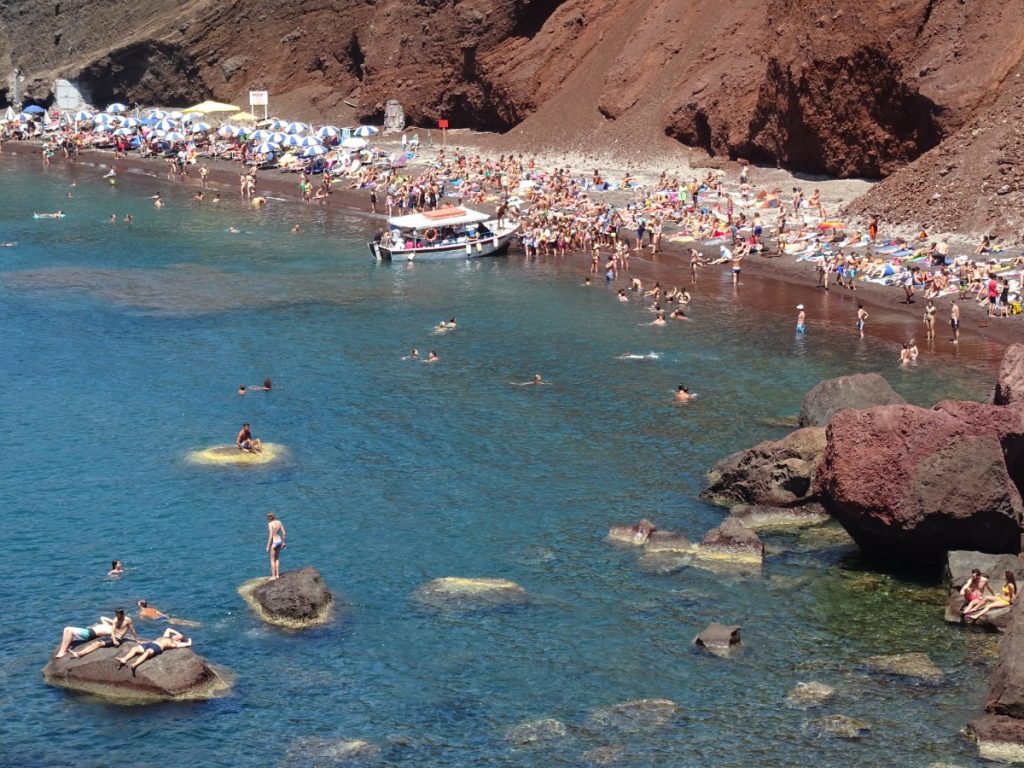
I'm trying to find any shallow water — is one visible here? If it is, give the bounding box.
[0,153,1001,766]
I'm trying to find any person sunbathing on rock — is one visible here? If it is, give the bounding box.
[968,571,1017,621]
[67,608,138,659]
[115,628,192,676]
[960,569,994,615]
[55,613,122,658]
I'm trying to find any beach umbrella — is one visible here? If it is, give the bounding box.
[153,118,179,132]
[73,110,94,122]
[113,127,136,136]
[232,111,259,123]
[341,136,367,150]
[22,104,46,114]
[298,135,322,147]
[189,122,212,133]
[182,100,239,114]
[253,141,279,155]
[148,109,168,119]
[218,125,246,138]
[121,117,141,128]
[316,125,340,139]
[106,103,128,113]
[269,132,288,144]
[286,121,309,134]
[353,125,378,137]
[251,129,272,141]
[163,131,185,142]
[92,124,110,133]
[93,112,114,124]
[281,134,303,147]
[181,111,203,123]
[169,111,184,120]
[302,144,328,157]
[268,119,288,130]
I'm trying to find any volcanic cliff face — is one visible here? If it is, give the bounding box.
[2,1,1023,214]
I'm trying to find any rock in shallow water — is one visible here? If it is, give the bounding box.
[414,577,530,609]
[42,645,228,703]
[281,737,382,767]
[238,566,334,629]
[861,652,943,683]
[727,503,830,531]
[798,372,906,428]
[698,519,764,564]
[586,698,679,732]
[607,519,657,546]
[807,714,871,739]
[786,681,835,708]
[694,623,742,658]
[505,718,568,745]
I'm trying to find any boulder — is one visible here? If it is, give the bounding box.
[943,592,1013,632]
[238,566,334,629]
[995,344,1024,406]
[807,714,871,739]
[414,577,529,609]
[701,427,826,507]
[698,519,765,563]
[581,745,625,765]
[861,652,943,683]
[505,718,568,745]
[786,681,835,708]
[967,713,1024,763]
[281,737,382,767]
[934,399,1024,490]
[694,622,741,658]
[644,531,692,552]
[586,698,679,732]
[984,604,1024,720]
[945,550,1024,592]
[42,645,227,703]
[607,519,657,546]
[816,405,1024,562]
[798,373,906,428]
[726,503,830,530]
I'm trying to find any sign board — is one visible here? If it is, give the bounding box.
[249,90,268,107]
[438,119,448,130]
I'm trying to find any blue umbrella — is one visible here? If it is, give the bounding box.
[353,125,379,137]
[106,103,128,113]
[154,118,178,132]
[269,132,288,145]
[189,122,211,133]
[302,144,328,157]
[286,121,309,134]
[22,105,46,114]
[254,141,279,155]
[315,125,340,139]
[251,129,272,141]
[73,110,94,122]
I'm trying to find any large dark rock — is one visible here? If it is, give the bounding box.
[699,519,765,562]
[238,566,334,629]
[946,550,1024,593]
[816,405,1024,562]
[42,645,227,702]
[607,519,657,546]
[984,604,1024,718]
[934,399,1024,493]
[967,714,1024,763]
[701,427,826,508]
[995,344,1024,407]
[798,373,906,428]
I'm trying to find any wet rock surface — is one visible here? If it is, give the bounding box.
[798,373,906,428]
[238,566,334,629]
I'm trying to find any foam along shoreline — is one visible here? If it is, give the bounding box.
[3,143,1017,353]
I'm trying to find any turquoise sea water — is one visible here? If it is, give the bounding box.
[0,153,1003,767]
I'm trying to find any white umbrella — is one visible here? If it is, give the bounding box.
[113,127,136,136]
[154,118,178,132]
[106,103,128,113]
[315,126,340,139]
[163,131,185,142]
[269,132,288,144]
[286,121,309,134]
[148,109,168,119]
[302,144,328,157]
[341,137,367,150]
[254,141,279,155]
[268,119,288,130]
[218,125,246,138]
[121,117,141,128]
[189,122,211,133]
[299,136,321,147]
[93,113,114,124]
[74,110,94,122]
[251,129,272,141]
[282,135,303,147]
[353,125,379,137]
[92,124,111,133]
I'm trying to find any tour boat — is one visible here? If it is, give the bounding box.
[368,206,519,261]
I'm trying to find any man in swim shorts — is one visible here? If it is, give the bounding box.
[796,305,806,334]
[949,298,960,343]
[115,628,191,675]
[266,512,287,580]
[236,422,263,453]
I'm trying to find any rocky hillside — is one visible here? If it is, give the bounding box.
[2,0,1023,233]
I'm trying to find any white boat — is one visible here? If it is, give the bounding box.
[368,206,519,261]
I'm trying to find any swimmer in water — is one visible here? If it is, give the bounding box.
[108,560,125,577]
[583,276,591,286]
[260,378,272,391]
[238,384,247,396]
[650,310,666,326]
[909,340,919,360]
[670,308,689,320]
[109,214,117,223]
[228,227,240,234]
[617,352,660,360]
[899,343,912,366]
[403,348,420,360]
[135,600,200,626]
[123,214,132,223]
[424,351,439,363]
[193,191,204,201]
[150,194,162,208]
[291,224,300,233]
[212,193,221,203]
[514,373,549,385]
[34,211,64,219]
[675,384,694,402]
[617,288,629,302]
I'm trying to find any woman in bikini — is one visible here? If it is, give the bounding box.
[968,571,1017,621]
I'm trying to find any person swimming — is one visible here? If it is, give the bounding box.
[108,560,125,576]
[238,384,247,395]
[650,310,666,326]
[403,348,420,361]
[513,373,549,385]
[675,384,694,402]
[424,351,439,363]
[33,211,64,219]
[670,308,689,320]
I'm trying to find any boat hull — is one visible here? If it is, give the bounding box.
[368,231,517,261]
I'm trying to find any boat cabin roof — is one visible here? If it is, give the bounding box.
[387,207,490,230]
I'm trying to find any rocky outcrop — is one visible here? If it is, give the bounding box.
[699,519,765,563]
[281,737,382,767]
[238,567,334,629]
[862,653,943,683]
[701,427,826,508]
[786,681,835,709]
[694,623,742,658]
[798,373,905,428]
[946,551,1024,594]
[969,605,1024,759]
[414,577,530,609]
[607,519,657,546]
[816,404,1024,562]
[996,345,1024,407]
[726,503,830,531]
[807,715,871,739]
[586,699,679,732]
[505,718,568,746]
[42,645,227,703]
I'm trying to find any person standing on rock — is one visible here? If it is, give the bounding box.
[266,512,287,580]
[950,298,961,344]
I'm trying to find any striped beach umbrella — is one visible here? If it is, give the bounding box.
[353,125,379,137]
[315,126,340,139]
[106,103,128,113]
[163,131,185,142]
[153,118,178,132]
[93,113,115,124]
[189,122,212,133]
[250,129,272,141]
[253,141,279,155]
[148,109,168,119]
[268,119,288,130]
[301,144,328,157]
[285,121,309,134]
[168,111,184,120]
[121,117,141,128]
[73,110,94,122]
[299,136,322,147]
[92,124,111,133]
[218,125,245,138]
[268,132,288,145]
[112,127,136,136]
[281,134,303,147]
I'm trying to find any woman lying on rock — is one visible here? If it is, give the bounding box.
[115,628,192,676]
[968,572,1017,621]
[66,608,138,659]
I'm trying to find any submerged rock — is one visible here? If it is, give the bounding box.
[238,566,334,629]
[587,698,679,732]
[505,718,568,745]
[698,519,764,563]
[798,372,905,427]
[862,652,943,683]
[42,645,228,703]
[581,744,625,765]
[807,714,871,739]
[643,531,692,552]
[281,737,382,767]
[701,427,826,508]
[727,503,830,530]
[186,443,286,466]
[414,577,530,609]
[786,681,835,708]
[607,519,657,546]
[694,623,741,658]
[995,344,1024,406]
